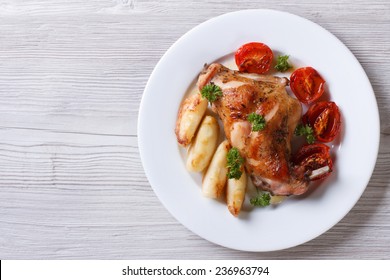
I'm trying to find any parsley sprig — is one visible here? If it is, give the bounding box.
[247,112,266,131]
[226,147,244,180]
[295,124,315,144]
[201,82,222,102]
[275,55,292,72]
[250,191,271,207]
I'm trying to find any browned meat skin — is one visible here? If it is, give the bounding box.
[198,63,309,196]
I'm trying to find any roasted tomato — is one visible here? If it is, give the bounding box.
[235,42,273,74]
[303,101,341,142]
[290,67,326,104]
[293,143,333,181]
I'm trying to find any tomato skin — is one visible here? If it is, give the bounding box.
[293,143,333,181]
[303,101,341,142]
[290,67,326,104]
[235,42,273,74]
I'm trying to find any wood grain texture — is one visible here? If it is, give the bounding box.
[0,0,389,259]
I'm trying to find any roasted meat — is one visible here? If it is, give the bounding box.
[198,63,309,196]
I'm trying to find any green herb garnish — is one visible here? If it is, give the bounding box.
[295,123,315,144]
[247,112,266,131]
[250,192,271,207]
[227,147,244,180]
[275,55,292,72]
[201,82,222,102]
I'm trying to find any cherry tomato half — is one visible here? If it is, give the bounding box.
[235,42,273,74]
[292,143,333,181]
[290,67,326,104]
[303,101,341,143]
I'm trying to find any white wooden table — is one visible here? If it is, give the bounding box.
[0,0,389,259]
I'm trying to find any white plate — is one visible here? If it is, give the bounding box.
[138,9,380,251]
